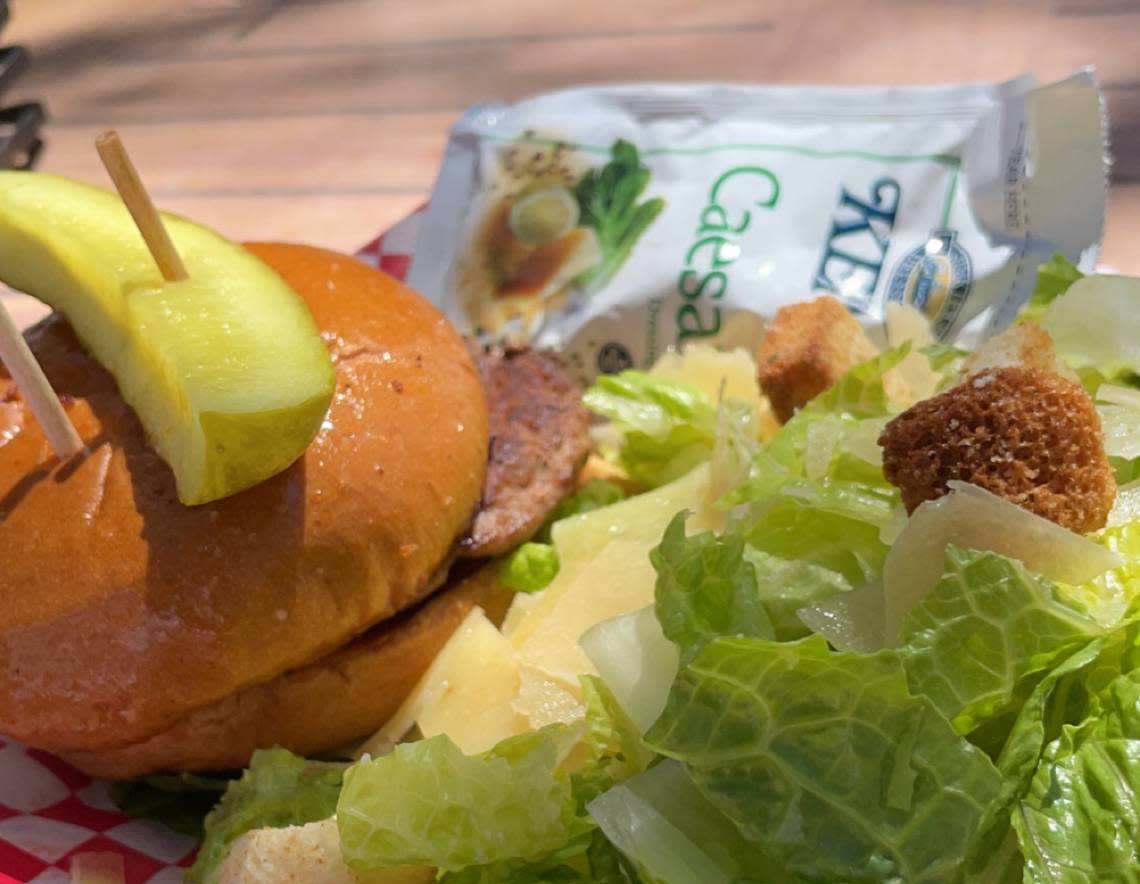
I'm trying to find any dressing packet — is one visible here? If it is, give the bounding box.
[408,71,1105,377]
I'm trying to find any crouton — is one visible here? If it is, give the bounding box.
[961,320,1075,379]
[756,296,879,423]
[217,819,434,884]
[879,366,1115,534]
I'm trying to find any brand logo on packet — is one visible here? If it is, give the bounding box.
[886,229,973,339]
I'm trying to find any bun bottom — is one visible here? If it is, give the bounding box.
[62,565,511,779]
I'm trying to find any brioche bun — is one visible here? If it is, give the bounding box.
[0,243,488,758]
[61,564,511,778]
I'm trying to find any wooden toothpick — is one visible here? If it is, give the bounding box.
[95,130,188,282]
[0,297,83,460]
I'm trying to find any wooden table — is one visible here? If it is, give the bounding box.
[4,0,1139,327]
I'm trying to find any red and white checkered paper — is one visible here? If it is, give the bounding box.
[0,208,425,883]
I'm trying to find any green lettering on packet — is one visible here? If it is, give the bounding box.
[677,166,780,344]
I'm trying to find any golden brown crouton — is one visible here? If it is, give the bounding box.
[961,320,1074,378]
[879,367,1115,534]
[756,296,878,422]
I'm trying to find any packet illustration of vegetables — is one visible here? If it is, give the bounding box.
[409,70,1105,377]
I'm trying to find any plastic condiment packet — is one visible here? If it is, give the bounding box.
[408,71,1106,378]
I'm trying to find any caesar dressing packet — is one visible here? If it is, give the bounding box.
[408,71,1105,378]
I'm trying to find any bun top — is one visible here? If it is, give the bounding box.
[0,243,488,754]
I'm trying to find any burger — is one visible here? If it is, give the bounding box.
[0,241,589,779]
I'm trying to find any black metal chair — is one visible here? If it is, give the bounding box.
[0,0,44,170]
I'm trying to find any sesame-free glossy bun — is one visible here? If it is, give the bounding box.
[0,243,488,754]
[61,564,512,778]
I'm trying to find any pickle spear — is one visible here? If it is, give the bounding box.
[0,171,334,505]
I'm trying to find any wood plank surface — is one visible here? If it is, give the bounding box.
[2,0,1139,333]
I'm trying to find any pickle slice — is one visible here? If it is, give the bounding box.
[0,171,334,504]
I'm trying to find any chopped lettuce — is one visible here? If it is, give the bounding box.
[728,448,892,589]
[742,496,889,587]
[187,748,346,883]
[1015,669,1140,880]
[920,341,970,375]
[1059,520,1140,629]
[650,511,851,667]
[338,677,651,879]
[743,546,851,640]
[645,635,1002,882]
[1018,253,1084,323]
[439,830,638,883]
[573,676,656,804]
[651,513,775,663]
[1042,274,1140,388]
[899,546,1103,733]
[726,449,899,527]
[960,637,1114,880]
[717,348,905,598]
[802,343,910,418]
[338,728,577,872]
[584,371,754,488]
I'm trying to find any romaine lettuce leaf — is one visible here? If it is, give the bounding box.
[338,728,577,872]
[340,675,653,880]
[443,678,654,884]
[742,546,851,640]
[439,830,637,884]
[433,678,653,883]
[724,449,899,527]
[584,371,754,488]
[718,349,903,594]
[742,496,889,587]
[188,748,346,883]
[645,635,1002,883]
[651,513,775,664]
[1059,520,1140,628]
[1015,670,1140,881]
[651,511,852,666]
[900,546,1102,734]
[802,343,910,418]
[961,638,1114,882]
[1042,274,1140,386]
[965,618,1140,881]
[1018,253,1083,324]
